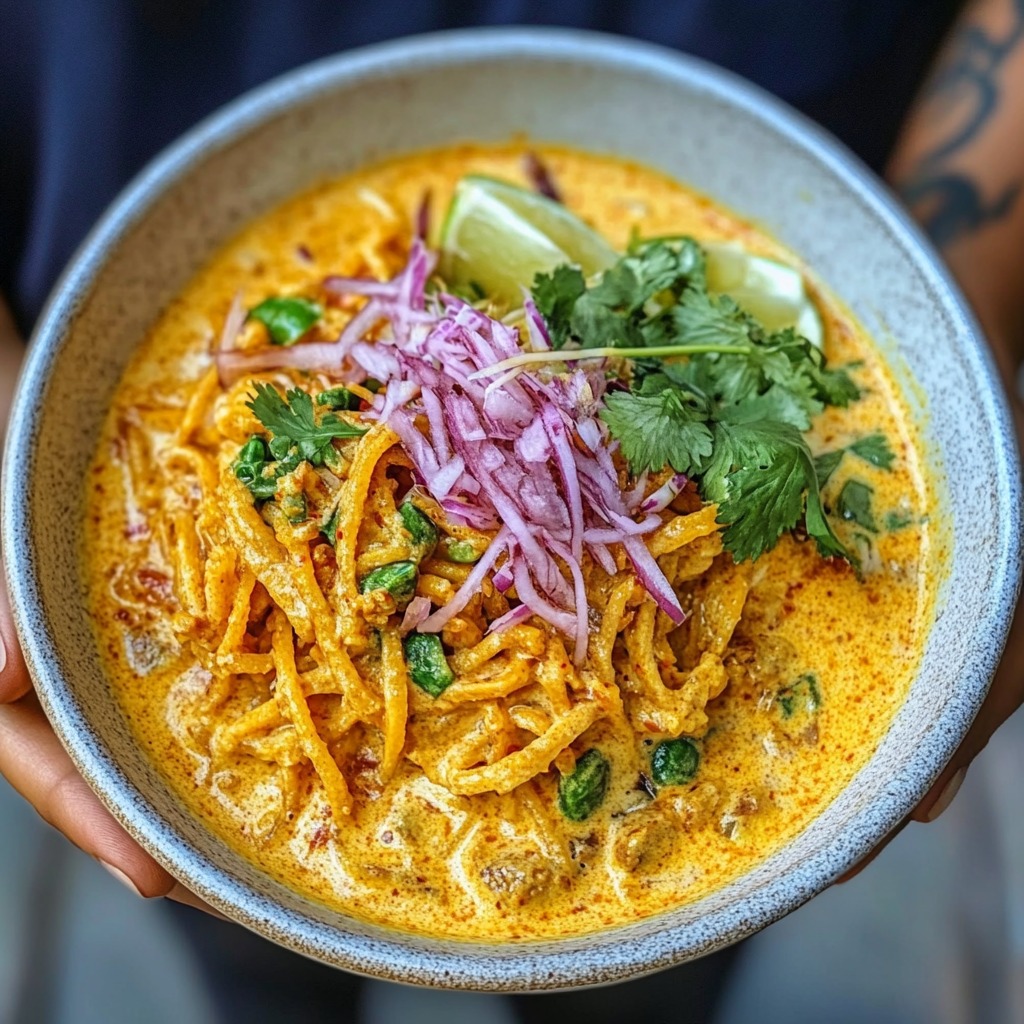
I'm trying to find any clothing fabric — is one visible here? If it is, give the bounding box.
[2,0,961,333]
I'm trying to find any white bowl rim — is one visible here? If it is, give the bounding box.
[3,26,1022,991]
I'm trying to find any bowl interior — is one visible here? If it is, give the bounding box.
[4,29,1021,990]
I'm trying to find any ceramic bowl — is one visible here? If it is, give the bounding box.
[3,28,1021,991]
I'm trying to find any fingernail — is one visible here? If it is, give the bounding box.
[100,861,144,898]
[925,767,967,822]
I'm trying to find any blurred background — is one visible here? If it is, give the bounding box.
[3,705,1023,1023]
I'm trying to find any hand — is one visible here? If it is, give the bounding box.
[0,299,214,913]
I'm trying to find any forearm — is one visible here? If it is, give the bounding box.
[889,0,1024,401]
[0,298,24,449]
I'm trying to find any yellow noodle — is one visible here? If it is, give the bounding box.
[378,628,409,781]
[270,611,352,821]
[176,366,221,443]
[441,701,604,796]
[448,626,547,674]
[172,510,205,618]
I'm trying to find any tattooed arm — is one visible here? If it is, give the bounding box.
[882,0,1024,840]
[891,0,1024,389]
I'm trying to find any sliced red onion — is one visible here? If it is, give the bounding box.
[492,561,515,592]
[486,602,533,635]
[511,557,577,639]
[587,541,617,576]
[439,498,498,531]
[542,405,584,561]
[218,291,246,353]
[323,276,400,299]
[415,189,432,241]
[638,474,689,514]
[400,596,433,636]
[215,340,346,387]
[522,294,552,351]
[547,537,589,664]
[523,151,562,203]
[349,339,401,382]
[217,241,702,644]
[621,534,685,623]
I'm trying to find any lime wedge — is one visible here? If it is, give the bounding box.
[704,242,824,348]
[439,175,617,305]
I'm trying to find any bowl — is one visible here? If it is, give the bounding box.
[3,28,1021,991]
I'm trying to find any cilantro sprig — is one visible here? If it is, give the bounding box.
[527,238,869,564]
[247,383,366,466]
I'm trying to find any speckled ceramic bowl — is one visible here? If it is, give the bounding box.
[3,28,1021,991]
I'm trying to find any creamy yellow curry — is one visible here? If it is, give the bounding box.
[85,144,934,940]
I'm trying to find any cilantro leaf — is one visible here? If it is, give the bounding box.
[710,420,849,562]
[671,289,753,349]
[849,432,895,469]
[836,479,878,532]
[813,448,846,486]
[532,265,585,349]
[531,237,864,566]
[249,297,322,346]
[600,389,713,476]
[815,432,896,485]
[247,383,366,466]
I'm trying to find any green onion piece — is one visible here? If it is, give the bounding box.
[234,436,277,500]
[281,492,308,524]
[359,561,418,605]
[248,296,322,346]
[321,506,341,545]
[441,538,482,563]
[399,501,439,554]
[777,674,821,719]
[558,749,610,821]
[317,387,361,411]
[237,435,268,466]
[364,378,383,394]
[650,739,700,787]
[403,632,454,697]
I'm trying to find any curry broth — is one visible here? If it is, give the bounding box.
[85,144,934,940]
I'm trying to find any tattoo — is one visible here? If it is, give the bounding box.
[898,0,1024,247]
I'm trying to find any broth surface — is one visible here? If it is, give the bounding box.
[85,144,935,940]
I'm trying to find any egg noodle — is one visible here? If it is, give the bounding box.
[148,343,744,829]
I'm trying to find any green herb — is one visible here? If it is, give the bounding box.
[440,538,483,564]
[321,505,341,545]
[403,632,454,697]
[650,738,700,787]
[248,296,322,346]
[247,383,366,467]
[233,435,279,501]
[317,387,361,411]
[399,501,439,555]
[359,561,418,605]
[815,432,895,485]
[281,492,308,524]
[884,509,914,531]
[837,479,878,532]
[849,433,896,470]
[777,673,821,719]
[557,749,610,822]
[364,378,383,394]
[529,239,861,564]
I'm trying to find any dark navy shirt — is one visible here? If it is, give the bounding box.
[0,0,963,334]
